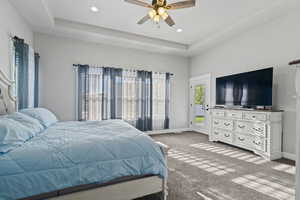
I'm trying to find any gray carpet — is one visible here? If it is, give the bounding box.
[151,132,295,200]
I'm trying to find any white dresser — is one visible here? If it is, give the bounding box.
[209,108,283,160]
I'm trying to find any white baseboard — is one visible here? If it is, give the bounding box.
[282,152,296,161]
[146,128,191,135]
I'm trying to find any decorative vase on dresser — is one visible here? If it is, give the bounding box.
[209,108,283,160]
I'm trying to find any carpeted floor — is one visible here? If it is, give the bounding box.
[151,132,295,200]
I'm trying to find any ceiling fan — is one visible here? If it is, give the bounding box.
[124,0,196,27]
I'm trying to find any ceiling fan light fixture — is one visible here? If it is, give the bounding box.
[148,9,157,18]
[161,12,168,20]
[153,15,160,23]
[158,7,166,15]
[125,0,196,28]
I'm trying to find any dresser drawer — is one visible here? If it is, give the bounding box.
[212,119,222,128]
[221,120,234,131]
[227,111,243,119]
[244,113,267,121]
[213,119,234,131]
[252,137,266,152]
[235,133,252,148]
[252,123,267,137]
[218,131,233,144]
[212,129,221,140]
[235,121,252,134]
[212,110,225,117]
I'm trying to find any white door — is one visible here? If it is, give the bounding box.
[190,74,211,134]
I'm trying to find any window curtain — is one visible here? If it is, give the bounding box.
[76,65,170,131]
[122,70,152,131]
[136,71,152,131]
[122,70,138,126]
[34,53,40,107]
[27,46,35,107]
[152,72,166,130]
[102,67,122,120]
[165,73,171,129]
[77,65,89,121]
[13,37,39,109]
[77,65,122,121]
[14,37,29,109]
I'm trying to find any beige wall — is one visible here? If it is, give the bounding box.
[34,33,190,129]
[0,0,33,76]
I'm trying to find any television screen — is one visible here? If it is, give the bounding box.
[216,68,273,107]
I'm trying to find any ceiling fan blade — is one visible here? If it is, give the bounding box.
[166,0,195,10]
[164,15,175,27]
[137,15,151,24]
[124,0,153,8]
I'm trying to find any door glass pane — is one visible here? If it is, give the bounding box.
[194,84,205,125]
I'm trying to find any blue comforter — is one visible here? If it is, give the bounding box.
[0,120,166,200]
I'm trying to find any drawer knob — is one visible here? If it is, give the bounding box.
[214,121,219,125]
[238,137,245,141]
[224,134,230,137]
[253,141,261,145]
[214,132,219,135]
[253,127,262,132]
[224,123,231,126]
[238,125,245,129]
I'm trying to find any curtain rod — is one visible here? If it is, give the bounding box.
[73,64,174,76]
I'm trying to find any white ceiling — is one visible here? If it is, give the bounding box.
[10,0,300,56]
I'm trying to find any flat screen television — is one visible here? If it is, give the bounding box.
[216,67,273,108]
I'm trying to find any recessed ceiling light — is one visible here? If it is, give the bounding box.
[176,28,183,33]
[90,6,99,12]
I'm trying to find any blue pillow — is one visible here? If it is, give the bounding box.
[0,118,35,153]
[6,112,44,134]
[20,108,58,128]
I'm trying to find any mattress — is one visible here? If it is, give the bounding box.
[0,120,166,200]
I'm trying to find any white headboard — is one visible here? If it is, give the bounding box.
[0,69,17,115]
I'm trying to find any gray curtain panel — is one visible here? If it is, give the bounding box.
[13,37,39,110]
[14,37,29,110]
[164,73,171,129]
[34,53,40,107]
[102,67,122,120]
[77,65,89,121]
[136,70,152,131]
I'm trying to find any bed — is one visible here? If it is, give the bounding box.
[0,69,169,200]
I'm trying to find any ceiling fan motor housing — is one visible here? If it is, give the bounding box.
[152,0,167,7]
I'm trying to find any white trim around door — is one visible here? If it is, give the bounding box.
[189,74,211,135]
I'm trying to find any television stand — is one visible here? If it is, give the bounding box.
[209,108,283,160]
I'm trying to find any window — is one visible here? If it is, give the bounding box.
[76,65,171,131]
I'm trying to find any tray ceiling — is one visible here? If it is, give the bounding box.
[10,0,299,56]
